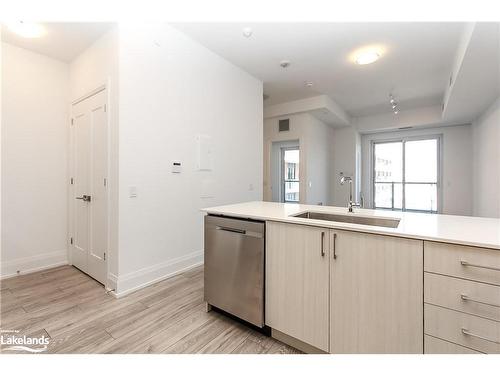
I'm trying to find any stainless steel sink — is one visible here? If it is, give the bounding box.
[292,211,400,228]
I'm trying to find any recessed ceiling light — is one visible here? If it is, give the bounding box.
[355,51,380,65]
[6,21,46,38]
[242,27,253,38]
[304,81,314,87]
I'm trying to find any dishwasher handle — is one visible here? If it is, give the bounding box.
[207,215,264,238]
[215,226,247,235]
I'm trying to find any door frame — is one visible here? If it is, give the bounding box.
[68,84,110,287]
[270,140,300,203]
[369,134,443,213]
[280,146,300,203]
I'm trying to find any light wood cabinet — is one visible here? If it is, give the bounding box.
[424,335,482,354]
[424,241,500,286]
[265,222,424,353]
[329,230,423,353]
[425,304,500,353]
[423,241,500,354]
[424,272,500,321]
[265,221,330,352]
[264,222,500,354]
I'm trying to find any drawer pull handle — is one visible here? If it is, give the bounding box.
[460,260,500,272]
[461,328,500,345]
[461,294,500,308]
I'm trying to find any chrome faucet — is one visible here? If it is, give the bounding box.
[340,176,360,213]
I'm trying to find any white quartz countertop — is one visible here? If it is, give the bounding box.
[202,201,500,250]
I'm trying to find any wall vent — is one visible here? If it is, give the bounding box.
[278,119,290,132]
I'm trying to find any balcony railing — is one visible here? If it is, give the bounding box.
[374,181,437,213]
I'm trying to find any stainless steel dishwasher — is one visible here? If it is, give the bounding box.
[204,215,265,327]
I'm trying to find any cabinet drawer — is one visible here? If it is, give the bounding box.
[424,242,500,286]
[424,273,500,322]
[425,304,500,353]
[424,335,482,354]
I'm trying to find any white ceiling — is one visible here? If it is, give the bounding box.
[173,22,466,117]
[2,22,113,62]
[443,23,500,123]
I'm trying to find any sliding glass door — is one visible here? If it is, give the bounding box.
[373,136,440,213]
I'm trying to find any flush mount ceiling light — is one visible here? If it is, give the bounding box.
[349,45,385,66]
[355,51,380,65]
[304,81,314,87]
[6,21,46,38]
[242,27,253,38]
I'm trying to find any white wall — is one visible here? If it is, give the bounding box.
[70,28,119,100]
[264,113,333,206]
[1,43,69,277]
[472,97,500,218]
[331,126,360,207]
[361,124,473,216]
[306,115,334,205]
[69,27,120,283]
[116,23,263,294]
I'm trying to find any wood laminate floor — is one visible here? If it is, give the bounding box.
[0,265,301,354]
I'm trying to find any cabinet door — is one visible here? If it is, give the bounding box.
[266,221,330,351]
[330,230,423,353]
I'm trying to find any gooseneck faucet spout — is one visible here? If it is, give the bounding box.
[340,176,360,213]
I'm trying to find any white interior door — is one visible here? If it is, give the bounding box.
[70,89,108,285]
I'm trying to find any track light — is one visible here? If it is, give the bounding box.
[389,94,399,114]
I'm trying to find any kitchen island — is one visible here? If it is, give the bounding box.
[202,201,500,354]
[202,201,500,250]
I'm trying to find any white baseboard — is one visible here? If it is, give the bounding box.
[0,250,68,280]
[107,272,118,292]
[111,250,204,298]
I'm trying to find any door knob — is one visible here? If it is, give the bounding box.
[75,195,91,202]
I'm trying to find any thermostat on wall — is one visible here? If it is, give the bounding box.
[172,161,182,173]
